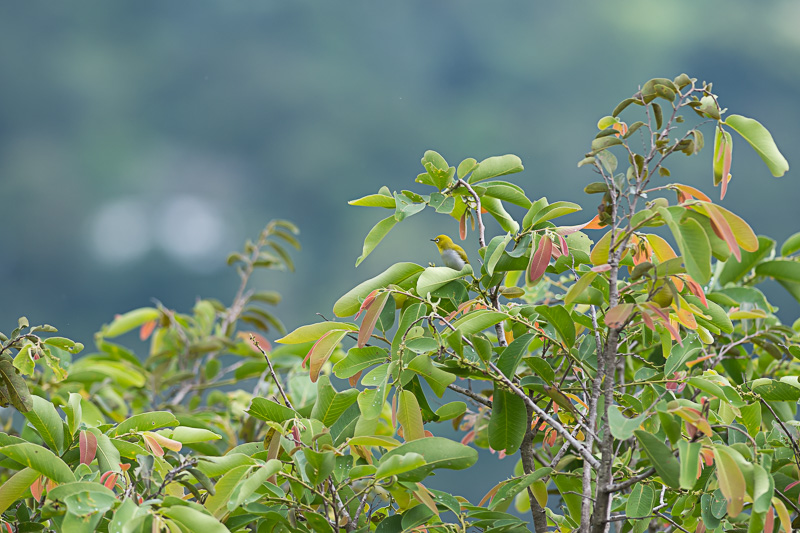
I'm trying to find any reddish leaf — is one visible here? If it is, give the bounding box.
[355,289,379,320]
[239,331,271,353]
[641,310,655,331]
[357,291,390,348]
[142,433,164,457]
[604,304,634,328]
[527,236,553,285]
[139,320,157,341]
[307,329,349,382]
[557,216,601,235]
[672,183,712,203]
[348,370,362,387]
[558,234,569,256]
[765,506,774,533]
[30,476,44,501]
[460,429,476,446]
[681,275,708,307]
[79,430,98,465]
[703,204,741,261]
[459,213,468,240]
[100,471,118,490]
[591,264,611,272]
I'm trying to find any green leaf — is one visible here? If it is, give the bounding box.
[626,482,655,519]
[228,460,283,510]
[485,234,512,276]
[101,307,160,338]
[724,114,789,177]
[479,181,532,208]
[781,232,800,257]
[396,390,425,441]
[755,259,800,283]
[23,395,65,454]
[91,430,122,473]
[608,406,645,440]
[0,467,39,514]
[496,333,535,378]
[334,263,425,317]
[457,158,478,180]
[376,452,426,480]
[246,398,296,423]
[450,310,506,336]
[713,445,746,517]
[739,403,762,436]
[64,392,82,437]
[12,343,34,376]
[0,443,76,483]
[468,154,524,184]
[490,468,552,510]
[564,271,598,306]
[482,196,519,234]
[333,346,387,379]
[407,354,456,398]
[356,216,399,267]
[348,193,396,208]
[678,216,712,284]
[529,201,582,227]
[752,463,774,514]
[488,386,526,454]
[751,378,800,401]
[392,303,427,359]
[310,376,359,426]
[678,440,701,490]
[276,321,357,344]
[161,506,229,533]
[112,411,179,437]
[719,236,775,285]
[634,430,680,488]
[535,305,575,348]
[379,437,478,482]
[0,360,32,412]
[435,402,467,421]
[416,264,473,295]
[169,427,222,444]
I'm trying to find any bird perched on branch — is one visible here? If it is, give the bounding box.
[431,235,469,270]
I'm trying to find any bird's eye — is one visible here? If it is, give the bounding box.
[434,238,439,242]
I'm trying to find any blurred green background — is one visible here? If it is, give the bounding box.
[1,0,798,507]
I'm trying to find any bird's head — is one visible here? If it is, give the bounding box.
[431,234,455,252]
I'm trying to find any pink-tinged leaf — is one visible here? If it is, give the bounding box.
[527,236,553,285]
[699,203,741,261]
[459,213,468,240]
[307,329,350,382]
[784,480,800,492]
[671,183,712,203]
[142,431,182,456]
[239,331,271,353]
[641,310,655,331]
[355,289,379,320]
[764,506,774,533]
[30,476,44,501]
[706,202,758,252]
[681,275,708,307]
[479,480,504,506]
[142,433,164,457]
[348,370,362,387]
[720,172,731,201]
[713,129,733,199]
[591,264,611,272]
[357,291,390,348]
[713,446,746,517]
[413,483,440,517]
[558,234,569,256]
[139,320,157,341]
[460,429,476,446]
[99,471,118,490]
[604,304,635,328]
[79,430,98,465]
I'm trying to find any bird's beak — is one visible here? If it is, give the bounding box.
[430,239,435,242]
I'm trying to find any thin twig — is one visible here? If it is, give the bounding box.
[251,336,293,410]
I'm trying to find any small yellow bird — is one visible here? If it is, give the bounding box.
[431,235,469,270]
